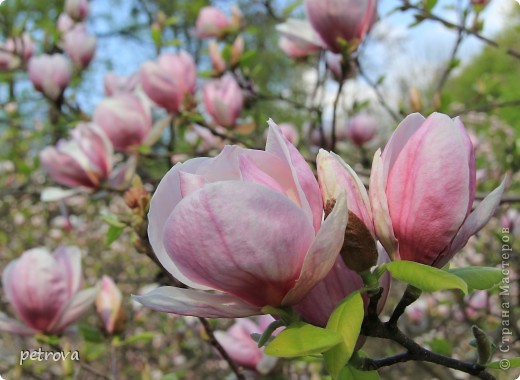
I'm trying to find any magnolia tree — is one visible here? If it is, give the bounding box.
[0,0,518,379]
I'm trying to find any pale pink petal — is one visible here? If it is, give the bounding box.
[386,113,472,265]
[48,286,98,334]
[147,157,211,289]
[179,171,208,198]
[369,149,398,259]
[163,181,315,307]
[133,287,262,318]
[0,313,34,336]
[266,119,322,232]
[214,329,262,369]
[53,246,83,297]
[239,155,286,195]
[194,145,242,181]
[435,176,507,268]
[282,190,348,305]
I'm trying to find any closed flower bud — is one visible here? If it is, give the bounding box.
[140,51,196,113]
[370,113,506,266]
[208,41,226,73]
[203,74,244,128]
[231,36,245,66]
[103,71,140,96]
[346,113,378,146]
[93,93,152,151]
[96,276,125,335]
[305,0,377,53]
[62,25,96,68]
[40,123,113,189]
[0,246,98,336]
[195,7,232,39]
[0,34,34,70]
[64,0,89,21]
[28,54,72,100]
[134,120,348,318]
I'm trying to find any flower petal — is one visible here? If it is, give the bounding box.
[133,287,262,318]
[214,329,262,369]
[47,286,99,334]
[435,176,507,268]
[0,312,34,336]
[179,171,208,198]
[147,157,211,289]
[282,189,348,305]
[53,245,83,297]
[266,119,323,232]
[163,181,315,307]
[239,154,287,196]
[369,149,398,259]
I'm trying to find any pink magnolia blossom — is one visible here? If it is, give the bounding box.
[103,71,140,96]
[0,34,34,70]
[195,7,232,39]
[64,0,89,21]
[134,120,348,318]
[203,74,243,128]
[265,123,299,145]
[346,113,378,146]
[215,316,279,374]
[0,246,98,336]
[140,51,196,113]
[325,52,343,80]
[57,13,75,32]
[231,36,245,65]
[370,113,506,267]
[28,54,72,100]
[40,123,113,189]
[95,276,125,335]
[62,25,96,68]
[93,93,152,151]
[305,0,377,53]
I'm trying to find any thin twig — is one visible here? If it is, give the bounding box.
[331,80,345,151]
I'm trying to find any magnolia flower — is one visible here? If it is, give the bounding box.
[40,123,113,189]
[28,54,72,100]
[134,120,348,318]
[370,113,506,267]
[64,0,89,21]
[209,41,226,73]
[195,6,232,39]
[0,34,34,70]
[305,0,377,53]
[276,19,323,58]
[62,25,96,68]
[215,316,279,374]
[140,51,196,113]
[346,113,378,146]
[104,72,140,96]
[93,93,152,151]
[57,13,75,32]
[95,276,125,335]
[0,246,98,336]
[203,74,244,128]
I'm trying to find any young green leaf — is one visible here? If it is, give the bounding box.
[106,225,124,246]
[386,261,468,294]
[324,292,365,379]
[338,364,380,380]
[485,357,520,369]
[448,267,503,290]
[264,322,342,358]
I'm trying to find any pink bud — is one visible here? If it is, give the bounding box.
[208,41,226,73]
[62,25,96,68]
[203,74,244,128]
[28,54,72,100]
[0,34,34,70]
[103,71,140,96]
[140,51,196,113]
[1,246,98,335]
[57,13,75,32]
[195,6,232,39]
[305,0,377,53]
[215,316,279,374]
[325,52,343,80]
[64,0,90,21]
[370,113,506,266]
[231,36,244,65]
[346,113,378,146]
[278,123,299,145]
[95,276,125,335]
[40,123,113,189]
[93,93,152,151]
[134,120,348,318]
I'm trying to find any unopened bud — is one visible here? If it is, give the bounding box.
[472,325,492,364]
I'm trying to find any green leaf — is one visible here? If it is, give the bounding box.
[485,357,520,369]
[264,322,342,358]
[386,261,468,294]
[115,332,155,347]
[106,225,124,246]
[100,211,126,228]
[238,50,257,67]
[324,292,364,379]
[338,365,380,380]
[77,323,104,343]
[448,267,503,290]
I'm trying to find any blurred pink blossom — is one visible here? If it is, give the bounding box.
[104,71,140,96]
[195,6,232,39]
[57,13,75,32]
[0,34,34,70]
[62,25,96,68]
[0,246,98,336]
[277,19,322,58]
[346,113,378,146]
[203,74,244,128]
[64,0,89,21]
[208,41,226,73]
[95,276,125,335]
[28,54,72,100]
